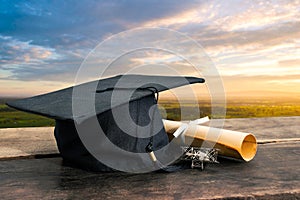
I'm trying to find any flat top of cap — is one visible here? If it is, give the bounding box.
[7,74,205,121]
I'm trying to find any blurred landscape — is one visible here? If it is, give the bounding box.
[0,98,55,128]
[160,94,300,121]
[1,95,299,128]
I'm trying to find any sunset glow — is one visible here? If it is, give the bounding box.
[0,1,299,98]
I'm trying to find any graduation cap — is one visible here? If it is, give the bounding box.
[7,74,205,172]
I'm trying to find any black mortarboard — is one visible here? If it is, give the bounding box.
[7,74,204,172]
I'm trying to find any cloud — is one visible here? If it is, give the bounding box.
[140,0,300,32]
[0,0,204,83]
[0,1,201,47]
[0,35,58,65]
[278,59,300,68]
[0,35,81,82]
[142,8,206,28]
[0,0,299,96]
[132,0,300,80]
[212,0,300,32]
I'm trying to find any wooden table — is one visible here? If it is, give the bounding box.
[0,117,299,199]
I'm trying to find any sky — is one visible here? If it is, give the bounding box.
[0,0,299,98]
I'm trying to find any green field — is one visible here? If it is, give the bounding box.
[0,98,55,128]
[162,103,300,120]
[159,100,300,121]
[0,98,299,128]
[0,104,55,128]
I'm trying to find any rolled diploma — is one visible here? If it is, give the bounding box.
[163,119,257,162]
